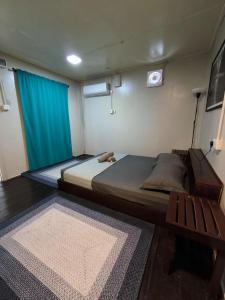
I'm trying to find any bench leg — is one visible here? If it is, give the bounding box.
[208,251,225,299]
[163,231,176,275]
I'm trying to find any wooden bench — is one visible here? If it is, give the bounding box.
[166,192,225,299]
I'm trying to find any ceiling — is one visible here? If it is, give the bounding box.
[0,0,224,81]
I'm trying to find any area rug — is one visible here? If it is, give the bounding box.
[22,158,81,187]
[0,194,154,300]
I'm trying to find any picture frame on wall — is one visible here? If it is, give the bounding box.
[206,40,225,111]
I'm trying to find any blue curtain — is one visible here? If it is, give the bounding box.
[17,70,73,171]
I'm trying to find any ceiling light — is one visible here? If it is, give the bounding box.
[67,55,82,65]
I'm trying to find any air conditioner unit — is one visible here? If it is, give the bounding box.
[83,82,110,98]
[0,58,7,68]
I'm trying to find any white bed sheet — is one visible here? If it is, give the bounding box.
[63,153,127,190]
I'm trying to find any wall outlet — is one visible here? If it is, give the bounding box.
[213,138,225,151]
[0,104,10,111]
[109,109,116,115]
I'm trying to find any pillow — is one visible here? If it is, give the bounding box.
[156,153,182,163]
[141,159,186,193]
[152,153,183,170]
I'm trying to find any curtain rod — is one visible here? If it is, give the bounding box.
[12,68,69,87]
[0,67,69,87]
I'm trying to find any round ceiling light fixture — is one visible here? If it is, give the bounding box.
[67,54,82,65]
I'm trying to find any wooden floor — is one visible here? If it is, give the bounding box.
[0,176,55,223]
[0,176,219,300]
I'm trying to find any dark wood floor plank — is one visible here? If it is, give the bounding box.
[0,177,55,223]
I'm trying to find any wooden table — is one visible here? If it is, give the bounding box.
[166,192,225,299]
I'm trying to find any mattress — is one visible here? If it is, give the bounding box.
[62,154,170,210]
[92,155,169,208]
[62,153,127,189]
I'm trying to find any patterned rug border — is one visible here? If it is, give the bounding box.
[0,192,155,300]
[0,192,154,235]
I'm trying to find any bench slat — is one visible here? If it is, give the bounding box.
[201,199,217,235]
[178,193,186,225]
[185,195,195,229]
[192,197,205,233]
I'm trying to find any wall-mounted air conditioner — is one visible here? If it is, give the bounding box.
[83,82,110,98]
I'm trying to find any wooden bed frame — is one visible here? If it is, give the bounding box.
[58,178,167,225]
[58,149,223,226]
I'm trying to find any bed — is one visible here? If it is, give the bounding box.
[58,149,223,226]
[59,153,182,225]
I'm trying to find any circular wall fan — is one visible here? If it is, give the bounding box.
[147,69,163,87]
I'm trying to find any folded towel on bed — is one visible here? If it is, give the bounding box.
[98,152,114,163]
[107,156,116,162]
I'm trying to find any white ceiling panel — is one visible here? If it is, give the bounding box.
[0,0,224,80]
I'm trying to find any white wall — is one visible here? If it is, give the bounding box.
[197,17,225,211]
[84,54,209,156]
[0,53,84,180]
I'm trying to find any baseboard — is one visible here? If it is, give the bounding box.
[1,175,21,182]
